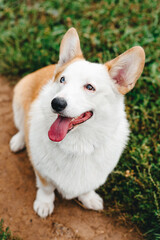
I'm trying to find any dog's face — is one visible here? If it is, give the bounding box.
[45,28,145,143]
[52,60,114,118]
[48,60,118,142]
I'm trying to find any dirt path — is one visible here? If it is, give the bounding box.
[0,76,143,240]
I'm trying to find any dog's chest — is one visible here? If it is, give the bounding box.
[28,93,128,199]
[29,122,112,199]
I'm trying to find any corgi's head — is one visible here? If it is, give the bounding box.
[47,28,145,142]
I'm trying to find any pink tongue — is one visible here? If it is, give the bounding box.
[48,115,72,142]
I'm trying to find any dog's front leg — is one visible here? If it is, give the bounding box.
[78,190,103,211]
[33,172,55,218]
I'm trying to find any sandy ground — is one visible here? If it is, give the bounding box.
[0,76,143,240]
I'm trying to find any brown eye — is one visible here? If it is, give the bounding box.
[85,84,95,91]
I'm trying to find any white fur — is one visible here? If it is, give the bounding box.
[27,60,129,217]
[10,131,25,152]
[10,96,25,152]
[78,191,103,210]
[33,175,55,218]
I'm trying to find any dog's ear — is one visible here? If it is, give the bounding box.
[105,46,145,94]
[58,28,83,66]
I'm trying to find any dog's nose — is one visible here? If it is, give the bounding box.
[51,97,67,112]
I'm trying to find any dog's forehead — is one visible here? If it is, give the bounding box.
[63,60,108,81]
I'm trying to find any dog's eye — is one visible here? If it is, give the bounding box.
[60,76,65,83]
[85,84,95,91]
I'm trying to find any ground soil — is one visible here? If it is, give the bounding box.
[0,76,143,240]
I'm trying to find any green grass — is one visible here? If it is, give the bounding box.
[0,0,160,239]
[0,219,20,240]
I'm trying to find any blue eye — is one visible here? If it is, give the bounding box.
[60,76,65,83]
[85,84,95,91]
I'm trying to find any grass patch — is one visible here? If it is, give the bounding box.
[0,0,159,239]
[0,219,20,240]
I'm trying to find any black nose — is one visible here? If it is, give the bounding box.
[51,97,67,112]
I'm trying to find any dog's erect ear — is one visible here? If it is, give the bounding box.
[105,46,145,94]
[58,28,83,66]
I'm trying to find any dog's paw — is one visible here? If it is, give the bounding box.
[33,199,54,218]
[78,191,103,211]
[33,189,55,218]
[10,132,25,152]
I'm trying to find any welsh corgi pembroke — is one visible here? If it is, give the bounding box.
[10,28,145,218]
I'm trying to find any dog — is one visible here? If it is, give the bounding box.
[10,28,145,218]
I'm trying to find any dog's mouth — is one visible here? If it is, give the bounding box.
[48,111,93,142]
